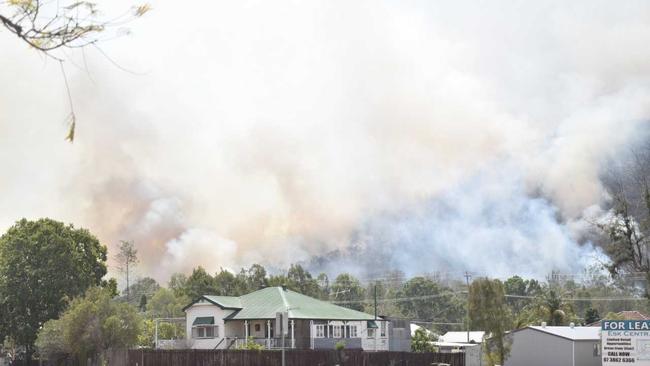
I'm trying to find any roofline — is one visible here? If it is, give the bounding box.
[224,317,380,321]
[182,295,243,312]
[508,326,599,341]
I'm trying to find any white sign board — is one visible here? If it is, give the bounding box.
[602,320,650,365]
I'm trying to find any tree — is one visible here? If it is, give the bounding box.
[0,0,149,56]
[147,288,188,318]
[139,295,148,312]
[0,218,108,360]
[119,277,160,306]
[184,267,216,299]
[168,273,188,298]
[115,240,139,302]
[330,273,366,312]
[598,147,650,297]
[214,268,245,296]
[585,307,600,325]
[517,288,577,327]
[35,287,142,364]
[245,264,269,291]
[504,276,528,313]
[286,264,321,297]
[1,1,150,141]
[316,273,330,300]
[411,328,437,353]
[468,278,512,366]
[397,277,463,328]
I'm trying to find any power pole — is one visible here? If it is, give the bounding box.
[464,271,472,343]
[374,284,377,320]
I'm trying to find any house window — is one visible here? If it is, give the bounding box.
[368,328,375,338]
[315,325,325,338]
[380,322,387,337]
[349,325,358,338]
[255,324,261,332]
[192,325,218,339]
[333,325,342,338]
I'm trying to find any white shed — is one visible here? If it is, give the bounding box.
[506,325,601,366]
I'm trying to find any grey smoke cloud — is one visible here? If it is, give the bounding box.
[1,0,650,282]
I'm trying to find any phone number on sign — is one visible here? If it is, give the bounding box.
[603,357,635,363]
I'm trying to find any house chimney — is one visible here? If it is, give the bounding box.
[570,322,575,329]
[541,322,546,328]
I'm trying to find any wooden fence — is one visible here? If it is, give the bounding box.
[126,349,465,366]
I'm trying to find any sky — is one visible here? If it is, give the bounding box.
[1,0,650,282]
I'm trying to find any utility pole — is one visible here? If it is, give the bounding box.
[374,284,377,320]
[464,271,472,343]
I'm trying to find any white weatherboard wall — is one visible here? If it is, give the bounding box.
[185,301,234,349]
[311,320,389,351]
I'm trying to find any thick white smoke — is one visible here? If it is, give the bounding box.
[1,0,649,281]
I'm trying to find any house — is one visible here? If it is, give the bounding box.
[437,331,486,366]
[505,325,601,366]
[183,286,405,351]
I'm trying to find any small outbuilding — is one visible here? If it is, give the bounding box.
[505,325,601,366]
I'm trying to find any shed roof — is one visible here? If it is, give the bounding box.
[439,331,486,343]
[523,326,600,341]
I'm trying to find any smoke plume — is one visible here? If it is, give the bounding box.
[1,0,650,282]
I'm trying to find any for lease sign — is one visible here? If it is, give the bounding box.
[602,320,650,365]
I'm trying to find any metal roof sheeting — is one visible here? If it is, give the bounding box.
[192,316,214,325]
[527,326,600,341]
[188,287,376,321]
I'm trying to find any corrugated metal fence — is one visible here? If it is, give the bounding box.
[126,349,464,366]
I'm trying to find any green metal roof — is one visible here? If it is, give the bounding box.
[192,316,214,325]
[203,295,242,309]
[219,287,376,321]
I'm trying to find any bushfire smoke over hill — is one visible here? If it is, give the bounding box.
[1,1,650,282]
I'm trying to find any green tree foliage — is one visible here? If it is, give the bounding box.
[397,277,462,326]
[287,264,321,298]
[585,307,600,325]
[468,278,512,366]
[236,337,265,350]
[168,273,188,298]
[331,273,366,311]
[245,264,269,291]
[184,266,217,299]
[118,277,160,306]
[139,295,148,312]
[215,268,247,295]
[36,287,142,364]
[517,288,577,327]
[411,328,437,353]
[147,288,189,318]
[0,218,108,357]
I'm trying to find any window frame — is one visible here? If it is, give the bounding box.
[192,325,219,339]
[349,325,358,338]
[332,325,342,338]
[315,324,325,338]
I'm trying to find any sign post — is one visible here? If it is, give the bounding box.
[276,312,289,366]
[602,320,650,365]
